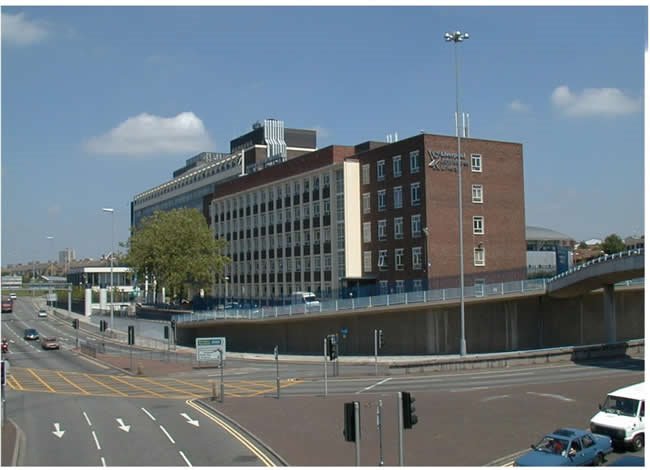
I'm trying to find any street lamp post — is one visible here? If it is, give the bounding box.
[46,236,54,310]
[444,30,469,356]
[102,208,115,330]
[224,276,229,308]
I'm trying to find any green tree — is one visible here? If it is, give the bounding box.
[124,208,229,300]
[601,233,625,255]
[578,241,588,249]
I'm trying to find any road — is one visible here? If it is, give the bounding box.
[2,296,645,466]
[1,298,283,466]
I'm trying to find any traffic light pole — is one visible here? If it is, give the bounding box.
[354,401,361,466]
[274,345,280,399]
[377,399,384,466]
[397,392,404,466]
[374,329,378,376]
[219,349,224,403]
[323,337,328,397]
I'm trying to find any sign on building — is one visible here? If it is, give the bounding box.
[195,337,226,363]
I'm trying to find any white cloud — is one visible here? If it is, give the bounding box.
[551,85,641,117]
[85,112,215,157]
[1,12,48,46]
[508,100,529,113]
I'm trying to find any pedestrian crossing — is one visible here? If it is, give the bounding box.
[6,367,302,399]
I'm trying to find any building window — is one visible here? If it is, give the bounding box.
[471,154,482,172]
[394,217,404,240]
[473,216,484,235]
[363,222,372,243]
[395,248,404,271]
[379,280,389,294]
[378,220,387,241]
[392,155,402,178]
[411,214,422,238]
[413,279,423,291]
[396,280,405,293]
[377,160,386,181]
[472,184,483,203]
[378,190,386,211]
[363,251,372,273]
[410,182,421,206]
[412,247,423,270]
[393,186,403,209]
[474,247,485,266]
[378,250,388,270]
[362,164,370,185]
[362,193,371,214]
[409,150,420,174]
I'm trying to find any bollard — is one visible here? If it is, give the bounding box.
[209,380,217,401]
[137,361,144,376]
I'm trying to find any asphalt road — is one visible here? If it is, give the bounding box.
[1,298,283,466]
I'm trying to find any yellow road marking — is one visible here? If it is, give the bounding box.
[84,373,128,397]
[57,371,90,395]
[185,400,276,467]
[109,375,166,398]
[27,368,56,392]
[136,377,201,398]
[170,378,212,392]
[7,375,23,390]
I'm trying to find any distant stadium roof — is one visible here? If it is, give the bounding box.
[526,226,574,242]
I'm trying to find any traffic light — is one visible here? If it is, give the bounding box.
[343,401,358,442]
[128,325,135,345]
[170,319,176,330]
[72,319,79,329]
[401,391,418,429]
[99,320,107,332]
[377,329,384,349]
[327,335,338,360]
[163,325,169,339]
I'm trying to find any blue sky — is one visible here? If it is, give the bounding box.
[1,5,646,266]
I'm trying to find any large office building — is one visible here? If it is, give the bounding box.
[210,132,527,305]
[130,119,317,228]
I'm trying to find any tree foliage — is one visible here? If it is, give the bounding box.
[124,208,229,298]
[601,233,625,255]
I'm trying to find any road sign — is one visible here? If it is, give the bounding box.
[195,337,226,362]
[46,293,57,302]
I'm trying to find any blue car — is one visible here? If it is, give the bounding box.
[515,428,613,466]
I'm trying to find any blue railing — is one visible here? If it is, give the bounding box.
[548,248,644,283]
[174,278,549,324]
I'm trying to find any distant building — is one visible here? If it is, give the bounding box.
[59,248,75,265]
[624,235,644,250]
[526,226,575,278]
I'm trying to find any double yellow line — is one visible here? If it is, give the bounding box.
[185,399,277,467]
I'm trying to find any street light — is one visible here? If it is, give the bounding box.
[444,30,469,356]
[46,235,54,309]
[102,208,115,330]
[224,276,229,308]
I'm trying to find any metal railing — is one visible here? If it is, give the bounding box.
[548,248,644,283]
[174,278,549,324]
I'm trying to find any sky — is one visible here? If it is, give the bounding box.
[1,4,647,267]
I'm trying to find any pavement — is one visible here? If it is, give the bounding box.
[3,302,644,466]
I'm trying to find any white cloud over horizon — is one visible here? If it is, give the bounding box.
[551,85,641,117]
[508,100,529,112]
[1,12,49,46]
[85,112,215,157]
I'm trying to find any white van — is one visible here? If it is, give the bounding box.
[291,292,320,310]
[590,382,645,451]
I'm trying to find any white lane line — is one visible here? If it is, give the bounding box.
[160,425,176,444]
[179,451,192,467]
[468,372,534,379]
[100,457,106,467]
[526,391,575,402]
[141,407,156,421]
[481,394,511,402]
[356,377,391,394]
[82,411,92,427]
[91,431,102,450]
[449,386,490,393]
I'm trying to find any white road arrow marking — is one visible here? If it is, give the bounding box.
[116,418,131,432]
[526,391,575,402]
[52,423,65,438]
[180,413,199,427]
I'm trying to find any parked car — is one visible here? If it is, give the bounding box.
[40,336,60,350]
[23,328,39,340]
[515,428,613,466]
[590,382,645,451]
[38,309,48,318]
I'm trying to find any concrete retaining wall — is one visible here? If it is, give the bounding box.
[174,288,644,356]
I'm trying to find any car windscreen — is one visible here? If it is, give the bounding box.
[602,396,640,417]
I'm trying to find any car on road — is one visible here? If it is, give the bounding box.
[9,293,16,300]
[515,428,613,466]
[23,328,40,341]
[40,336,60,350]
[1,296,13,313]
[38,309,48,318]
[590,382,645,451]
